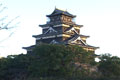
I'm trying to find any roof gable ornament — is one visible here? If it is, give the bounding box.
[69,35,87,45]
[66,27,78,34]
[44,27,57,34]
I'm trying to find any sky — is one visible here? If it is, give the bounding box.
[0,0,120,57]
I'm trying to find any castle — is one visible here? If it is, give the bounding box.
[23,8,99,53]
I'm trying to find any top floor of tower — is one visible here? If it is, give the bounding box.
[46,8,76,25]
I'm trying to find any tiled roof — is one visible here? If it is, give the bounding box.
[64,26,73,32]
[80,34,90,38]
[87,45,99,49]
[23,45,35,50]
[47,8,76,18]
[33,31,62,38]
[64,34,99,49]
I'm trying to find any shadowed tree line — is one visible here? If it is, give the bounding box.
[0,44,120,80]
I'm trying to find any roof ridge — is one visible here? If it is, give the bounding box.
[55,8,66,12]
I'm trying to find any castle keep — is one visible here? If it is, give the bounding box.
[23,8,98,53]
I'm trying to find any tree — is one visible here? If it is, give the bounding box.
[0,44,97,79]
[27,44,96,77]
[0,2,19,43]
[98,53,120,77]
[0,54,29,80]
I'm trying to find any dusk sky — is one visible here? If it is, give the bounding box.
[0,0,120,57]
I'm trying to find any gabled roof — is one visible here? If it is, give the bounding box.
[64,34,99,49]
[69,34,87,45]
[64,34,86,45]
[33,31,62,38]
[47,8,76,18]
[65,26,78,34]
[68,34,80,42]
[44,27,57,34]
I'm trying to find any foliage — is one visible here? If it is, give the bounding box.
[1,44,120,80]
[0,44,96,80]
[27,44,96,77]
[98,53,120,77]
[0,54,33,80]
